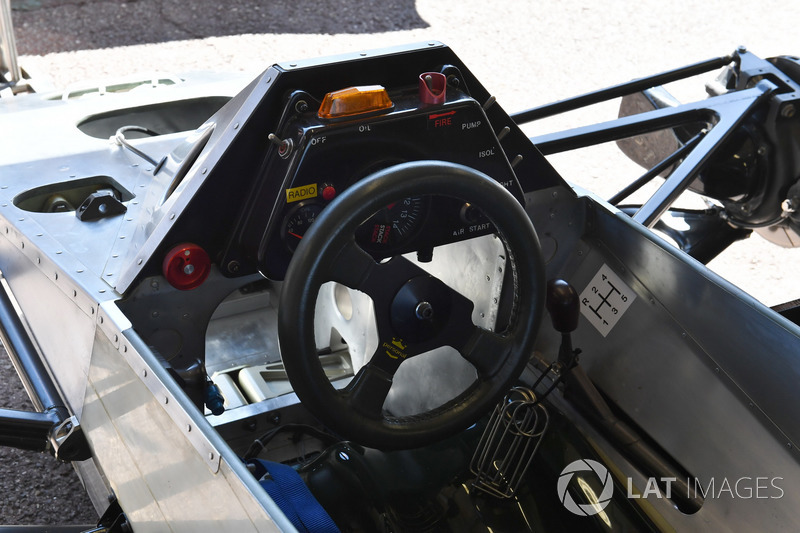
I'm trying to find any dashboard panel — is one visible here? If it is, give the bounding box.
[229,81,525,279]
[204,43,564,284]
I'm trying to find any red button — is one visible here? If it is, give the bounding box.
[322,185,336,201]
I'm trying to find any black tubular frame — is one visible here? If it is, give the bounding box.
[514,49,785,228]
[0,278,87,458]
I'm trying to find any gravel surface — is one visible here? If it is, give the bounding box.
[5,0,800,527]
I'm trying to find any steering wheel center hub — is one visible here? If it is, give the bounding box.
[390,275,454,343]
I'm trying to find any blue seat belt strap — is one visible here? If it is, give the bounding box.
[249,459,340,533]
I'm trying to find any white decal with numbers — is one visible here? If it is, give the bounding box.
[579,264,636,337]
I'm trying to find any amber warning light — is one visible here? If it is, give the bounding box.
[318,85,393,119]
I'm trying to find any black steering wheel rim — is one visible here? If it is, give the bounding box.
[278,160,545,450]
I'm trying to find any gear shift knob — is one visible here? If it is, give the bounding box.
[546,279,579,333]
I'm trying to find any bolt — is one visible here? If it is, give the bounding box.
[781,104,796,119]
[295,100,309,113]
[757,146,767,156]
[415,301,434,320]
[228,260,241,274]
[183,263,195,275]
[737,45,747,54]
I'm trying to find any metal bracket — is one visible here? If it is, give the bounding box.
[76,189,127,222]
[50,414,92,462]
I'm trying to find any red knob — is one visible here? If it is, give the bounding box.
[162,243,211,290]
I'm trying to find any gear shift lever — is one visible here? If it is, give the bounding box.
[546,279,580,367]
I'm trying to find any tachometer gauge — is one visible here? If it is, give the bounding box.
[283,202,323,252]
[356,196,428,251]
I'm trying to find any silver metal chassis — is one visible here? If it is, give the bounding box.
[0,44,799,531]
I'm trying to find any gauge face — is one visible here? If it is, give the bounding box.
[356,196,427,251]
[283,202,323,252]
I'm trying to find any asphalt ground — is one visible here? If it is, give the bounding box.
[4,0,800,526]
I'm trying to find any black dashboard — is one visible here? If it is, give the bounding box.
[259,84,526,278]
[188,43,565,282]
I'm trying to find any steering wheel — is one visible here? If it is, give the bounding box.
[278,160,545,450]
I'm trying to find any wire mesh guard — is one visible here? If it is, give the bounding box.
[470,386,549,498]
